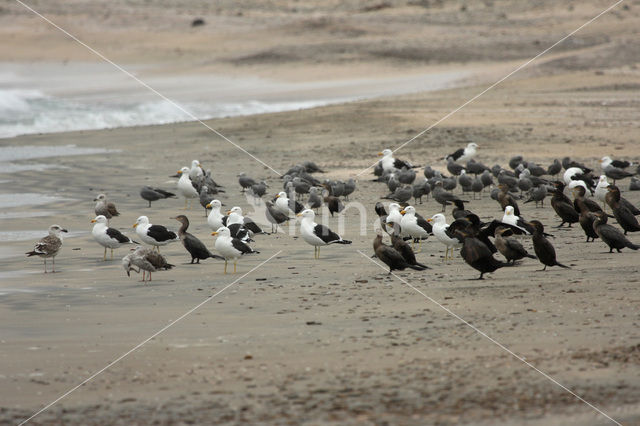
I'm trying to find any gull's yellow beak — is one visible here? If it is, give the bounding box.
[226,210,232,215]
[400,210,406,215]
[426,218,433,223]
[133,223,138,228]
[206,203,211,208]
[177,170,182,174]
[296,213,303,217]
[90,219,96,223]
[275,194,280,198]
[377,152,383,156]
[211,232,218,236]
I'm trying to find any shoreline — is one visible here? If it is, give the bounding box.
[1,1,639,424]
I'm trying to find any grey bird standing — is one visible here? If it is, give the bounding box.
[343,178,357,200]
[382,185,413,204]
[238,172,256,192]
[140,186,176,208]
[447,158,465,176]
[307,187,323,211]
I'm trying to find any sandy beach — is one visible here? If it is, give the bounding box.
[1,1,640,425]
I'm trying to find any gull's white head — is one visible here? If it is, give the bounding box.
[428,213,446,224]
[133,216,150,228]
[91,215,108,225]
[297,209,315,220]
[211,226,231,238]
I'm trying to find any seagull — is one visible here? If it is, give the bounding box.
[176,166,199,209]
[122,246,174,283]
[594,175,610,207]
[377,149,413,174]
[133,216,180,252]
[91,215,137,261]
[189,159,204,181]
[427,213,461,260]
[297,209,352,259]
[26,224,67,273]
[502,206,534,235]
[238,172,256,192]
[265,200,290,232]
[385,203,403,231]
[307,187,323,211]
[274,191,302,215]
[211,226,259,274]
[94,194,120,223]
[601,156,632,170]
[226,206,265,235]
[399,206,431,250]
[206,199,228,230]
[445,142,478,163]
[140,186,176,208]
[172,215,224,264]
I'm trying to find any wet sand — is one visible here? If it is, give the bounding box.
[2,1,640,425]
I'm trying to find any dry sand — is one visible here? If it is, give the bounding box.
[1,1,640,425]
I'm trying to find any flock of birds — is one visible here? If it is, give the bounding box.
[26,142,640,281]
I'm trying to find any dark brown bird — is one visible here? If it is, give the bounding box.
[452,199,473,220]
[496,184,520,216]
[572,188,599,242]
[527,220,570,271]
[571,185,603,213]
[593,212,640,253]
[172,215,224,264]
[322,183,344,217]
[373,231,427,274]
[606,185,640,235]
[390,234,430,270]
[494,226,536,264]
[455,228,507,280]
[550,182,579,227]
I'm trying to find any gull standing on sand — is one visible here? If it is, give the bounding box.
[399,206,431,249]
[446,142,478,163]
[427,213,461,260]
[227,206,265,235]
[377,149,413,174]
[140,186,176,208]
[133,215,180,251]
[26,224,68,273]
[206,199,228,230]
[122,246,174,283]
[94,194,120,223]
[189,159,204,181]
[211,226,259,274]
[176,166,199,209]
[298,209,351,259]
[91,215,138,261]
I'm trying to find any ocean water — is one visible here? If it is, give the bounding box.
[0,62,471,139]
[0,88,341,139]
